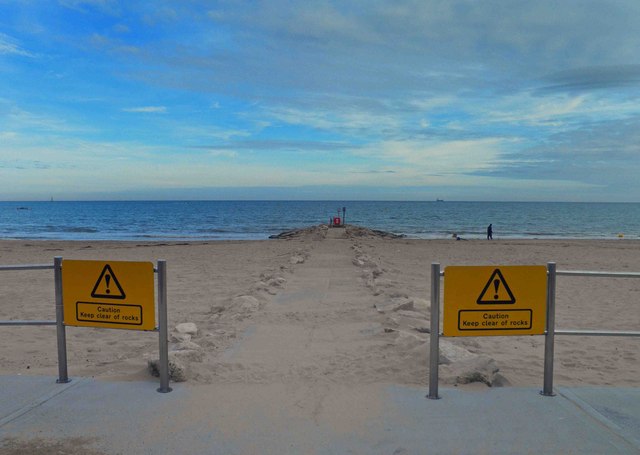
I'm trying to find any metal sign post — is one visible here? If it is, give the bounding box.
[427,263,441,399]
[157,260,171,393]
[54,256,70,384]
[541,262,557,396]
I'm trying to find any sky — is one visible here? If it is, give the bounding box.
[1,1,640,202]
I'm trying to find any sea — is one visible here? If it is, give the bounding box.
[0,201,638,241]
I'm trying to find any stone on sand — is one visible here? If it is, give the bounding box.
[374,296,415,313]
[440,355,504,387]
[232,295,261,311]
[175,322,198,336]
[148,355,188,382]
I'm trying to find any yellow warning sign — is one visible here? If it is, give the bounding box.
[62,260,155,330]
[443,265,547,336]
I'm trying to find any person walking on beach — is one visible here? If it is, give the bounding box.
[487,223,493,240]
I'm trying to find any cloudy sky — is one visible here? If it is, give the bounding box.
[1,1,640,201]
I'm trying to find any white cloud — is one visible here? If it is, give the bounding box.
[362,138,507,176]
[265,105,400,133]
[59,0,120,14]
[1,101,88,134]
[0,131,18,140]
[0,33,35,57]
[122,106,167,113]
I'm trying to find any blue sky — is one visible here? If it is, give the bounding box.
[1,1,640,201]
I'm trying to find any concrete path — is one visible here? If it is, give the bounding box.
[1,376,639,454]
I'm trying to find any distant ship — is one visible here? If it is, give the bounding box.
[435,198,444,202]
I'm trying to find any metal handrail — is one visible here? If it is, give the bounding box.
[0,320,56,326]
[553,269,640,338]
[0,263,57,327]
[0,258,69,382]
[555,329,640,337]
[0,264,53,271]
[557,270,640,278]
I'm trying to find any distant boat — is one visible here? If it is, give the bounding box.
[436,198,444,202]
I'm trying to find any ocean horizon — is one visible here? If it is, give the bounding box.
[1,200,638,241]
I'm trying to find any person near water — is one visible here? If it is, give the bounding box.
[487,223,493,240]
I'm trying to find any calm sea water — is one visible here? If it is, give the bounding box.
[0,201,638,241]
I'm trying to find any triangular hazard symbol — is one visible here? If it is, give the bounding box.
[477,269,516,304]
[91,264,126,299]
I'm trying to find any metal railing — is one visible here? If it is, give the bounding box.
[542,265,640,396]
[1,257,171,393]
[0,258,69,383]
[428,263,640,400]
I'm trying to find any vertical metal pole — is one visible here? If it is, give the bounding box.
[428,263,441,399]
[54,256,70,384]
[541,262,556,396]
[157,260,172,393]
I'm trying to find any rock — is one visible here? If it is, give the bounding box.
[170,348,204,363]
[388,311,430,333]
[267,276,286,287]
[411,298,430,311]
[252,282,272,294]
[232,295,261,311]
[175,322,198,336]
[440,356,501,387]
[364,274,377,290]
[438,339,478,365]
[345,225,405,239]
[374,297,414,313]
[170,332,192,343]
[269,225,328,240]
[491,373,511,387]
[173,340,202,351]
[209,304,226,314]
[395,330,427,351]
[148,355,188,382]
[269,224,404,240]
[396,310,428,319]
[290,255,306,264]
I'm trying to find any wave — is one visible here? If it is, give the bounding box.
[62,227,100,233]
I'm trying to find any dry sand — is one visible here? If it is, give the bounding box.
[1,226,639,389]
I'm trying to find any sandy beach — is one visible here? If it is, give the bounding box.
[1,226,639,389]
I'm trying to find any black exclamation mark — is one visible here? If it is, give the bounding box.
[105,274,111,294]
[493,279,500,299]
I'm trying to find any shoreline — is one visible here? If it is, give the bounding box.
[1,234,636,242]
[1,235,638,245]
